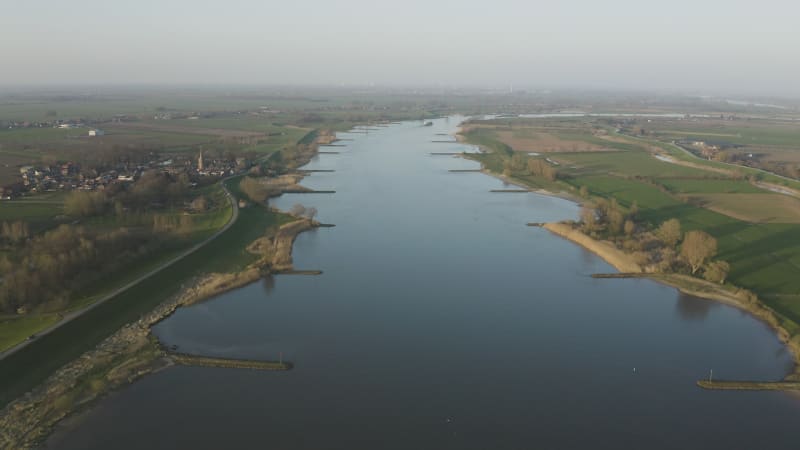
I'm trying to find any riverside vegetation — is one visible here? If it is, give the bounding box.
[0,214,316,448]
[0,123,330,448]
[0,92,372,447]
[460,116,800,383]
[3,91,800,446]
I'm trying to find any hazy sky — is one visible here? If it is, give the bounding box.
[3,0,799,95]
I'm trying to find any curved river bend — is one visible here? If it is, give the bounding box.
[48,118,800,449]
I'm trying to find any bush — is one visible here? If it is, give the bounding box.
[239,177,269,204]
[64,191,107,217]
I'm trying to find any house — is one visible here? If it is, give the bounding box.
[88,129,105,137]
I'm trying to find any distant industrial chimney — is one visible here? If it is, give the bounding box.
[198,151,204,171]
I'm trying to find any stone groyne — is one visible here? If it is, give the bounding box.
[542,222,800,387]
[0,219,316,449]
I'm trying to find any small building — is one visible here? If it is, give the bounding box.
[88,129,105,137]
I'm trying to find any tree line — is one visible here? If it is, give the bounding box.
[0,225,166,314]
[578,195,729,284]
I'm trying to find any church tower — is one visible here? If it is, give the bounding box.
[198,151,204,171]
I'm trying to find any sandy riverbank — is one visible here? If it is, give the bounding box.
[543,223,642,273]
[542,221,800,382]
[456,123,800,383]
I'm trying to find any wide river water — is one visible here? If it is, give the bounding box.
[48,118,800,449]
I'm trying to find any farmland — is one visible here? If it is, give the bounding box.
[461,116,800,326]
[687,193,800,224]
[636,118,800,180]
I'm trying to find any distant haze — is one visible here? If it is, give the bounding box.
[3,0,799,96]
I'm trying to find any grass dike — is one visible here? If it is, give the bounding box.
[0,218,315,449]
[0,123,335,448]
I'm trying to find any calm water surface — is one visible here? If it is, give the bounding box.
[48,118,800,449]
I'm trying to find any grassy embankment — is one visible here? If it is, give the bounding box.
[0,111,332,351]
[460,120,800,340]
[0,148,317,447]
[0,183,235,351]
[0,175,293,407]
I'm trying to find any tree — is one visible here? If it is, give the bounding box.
[624,219,635,237]
[2,221,29,244]
[239,176,269,203]
[503,161,512,177]
[527,158,558,181]
[594,198,609,223]
[608,210,625,235]
[580,207,596,232]
[289,204,307,217]
[681,230,718,275]
[704,260,730,284]
[629,201,639,219]
[656,218,682,248]
[510,153,527,171]
[304,207,318,220]
[64,191,107,218]
[191,195,208,211]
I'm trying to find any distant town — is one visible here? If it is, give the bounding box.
[3,151,249,200]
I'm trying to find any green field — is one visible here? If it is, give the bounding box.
[556,151,713,178]
[646,120,800,147]
[641,135,800,191]
[0,198,65,232]
[657,179,766,194]
[463,118,800,327]
[0,314,60,353]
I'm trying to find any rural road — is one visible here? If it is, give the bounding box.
[0,177,240,361]
[619,130,799,185]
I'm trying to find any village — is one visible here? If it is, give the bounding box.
[2,151,249,200]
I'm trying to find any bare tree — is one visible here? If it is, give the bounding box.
[656,218,682,248]
[608,210,625,235]
[289,204,307,217]
[703,260,730,284]
[580,207,597,232]
[681,230,718,274]
[239,177,268,203]
[303,207,318,220]
[191,195,208,211]
[624,219,635,237]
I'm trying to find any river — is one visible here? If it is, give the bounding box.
[47,117,800,449]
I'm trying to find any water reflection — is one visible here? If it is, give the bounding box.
[261,274,276,295]
[48,117,800,450]
[675,292,717,321]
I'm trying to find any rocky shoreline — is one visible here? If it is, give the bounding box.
[0,129,336,449]
[0,218,316,449]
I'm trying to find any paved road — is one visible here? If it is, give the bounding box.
[0,177,240,361]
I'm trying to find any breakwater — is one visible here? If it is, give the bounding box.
[697,380,800,391]
[169,353,292,371]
